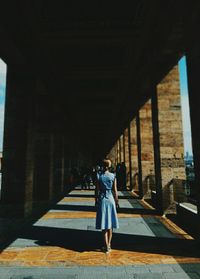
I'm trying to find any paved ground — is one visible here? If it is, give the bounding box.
[0,186,200,278]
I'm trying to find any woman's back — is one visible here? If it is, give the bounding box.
[99,171,115,192]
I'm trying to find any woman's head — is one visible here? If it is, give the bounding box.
[102,159,112,171]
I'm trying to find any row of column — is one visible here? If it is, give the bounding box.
[0,66,80,217]
[108,65,186,214]
[1,48,200,219]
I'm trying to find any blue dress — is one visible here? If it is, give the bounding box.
[96,171,119,230]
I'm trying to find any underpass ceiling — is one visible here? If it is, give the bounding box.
[0,0,195,159]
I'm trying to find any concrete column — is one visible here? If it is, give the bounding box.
[33,135,51,209]
[61,136,65,193]
[139,100,155,199]
[136,112,143,198]
[24,96,36,217]
[114,143,118,167]
[130,118,139,192]
[123,133,126,163]
[49,134,54,201]
[124,128,130,188]
[187,43,200,216]
[118,139,121,162]
[114,144,117,168]
[117,140,120,163]
[24,125,35,217]
[115,143,118,167]
[64,140,70,189]
[151,87,163,214]
[1,66,35,217]
[156,65,185,212]
[128,123,133,190]
[107,145,117,171]
[109,146,113,167]
[120,135,124,162]
[53,134,63,197]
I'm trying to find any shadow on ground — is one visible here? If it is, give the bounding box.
[1,187,199,261]
[3,225,200,258]
[166,213,200,239]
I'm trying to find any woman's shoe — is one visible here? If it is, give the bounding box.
[105,246,111,254]
[101,246,107,252]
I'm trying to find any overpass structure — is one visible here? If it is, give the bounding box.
[0,1,199,231]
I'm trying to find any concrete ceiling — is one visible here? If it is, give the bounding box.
[0,0,198,159]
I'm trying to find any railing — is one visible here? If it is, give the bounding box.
[138,175,195,212]
[131,171,196,214]
[152,178,196,213]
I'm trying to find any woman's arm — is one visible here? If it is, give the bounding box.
[113,178,119,206]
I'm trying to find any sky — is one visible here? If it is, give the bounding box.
[0,58,6,152]
[178,56,193,156]
[0,57,193,155]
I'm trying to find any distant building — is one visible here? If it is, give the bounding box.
[184,152,193,167]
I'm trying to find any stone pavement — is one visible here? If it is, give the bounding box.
[0,187,200,278]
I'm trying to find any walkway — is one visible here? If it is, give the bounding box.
[0,187,200,278]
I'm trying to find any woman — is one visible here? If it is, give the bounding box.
[95,159,119,253]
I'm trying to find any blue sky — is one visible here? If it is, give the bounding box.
[0,58,6,151]
[0,57,193,155]
[178,56,193,156]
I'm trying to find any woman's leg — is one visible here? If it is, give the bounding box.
[107,229,112,248]
[102,229,108,248]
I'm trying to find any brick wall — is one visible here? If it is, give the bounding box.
[157,65,186,210]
